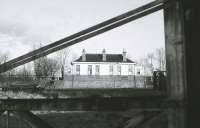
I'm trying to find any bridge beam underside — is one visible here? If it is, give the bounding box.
[0,110,5,115]
[12,111,53,128]
[122,111,165,128]
[0,98,184,111]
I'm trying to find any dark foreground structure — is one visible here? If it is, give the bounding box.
[0,0,200,127]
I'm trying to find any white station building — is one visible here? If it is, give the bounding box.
[71,49,143,76]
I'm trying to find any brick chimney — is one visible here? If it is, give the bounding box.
[122,49,127,62]
[102,49,106,61]
[82,49,86,61]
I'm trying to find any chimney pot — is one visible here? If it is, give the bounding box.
[82,49,86,61]
[102,49,106,61]
[122,49,127,62]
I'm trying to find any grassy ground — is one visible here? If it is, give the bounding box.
[0,110,168,128]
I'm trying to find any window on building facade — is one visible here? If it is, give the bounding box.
[117,65,121,75]
[128,65,133,75]
[109,65,114,75]
[88,65,92,75]
[95,65,100,75]
[76,65,80,75]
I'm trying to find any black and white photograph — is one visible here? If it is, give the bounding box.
[0,0,199,128]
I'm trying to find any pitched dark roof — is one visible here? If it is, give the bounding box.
[73,54,135,63]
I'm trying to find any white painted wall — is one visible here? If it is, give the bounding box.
[71,62,139,76]
[99,64,109,75]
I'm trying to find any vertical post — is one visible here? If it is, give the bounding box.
[134,64,136,88]
[114,76,115,88]
[6,111,9,128]
[164,0,186,101]
[164,0,186,128]
[181,0,200,127]
[72,75,74,88]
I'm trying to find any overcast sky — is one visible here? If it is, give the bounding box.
[0,0,165,62]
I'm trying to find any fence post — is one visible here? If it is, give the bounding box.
[114,76,115,88]
[72,75,74,88]
[134,75,136,88]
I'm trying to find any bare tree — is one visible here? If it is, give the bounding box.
[147,53,155,73]
[155,48,166,71]
[0,52,15,77]
[46,58,60,77]
[139,57,152,76]
[32,44,60,79]
[0,52,9,64]
[138,47,166,75]
[57,48,70,66]
[34,57,60,79]
[56,48,71,78]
